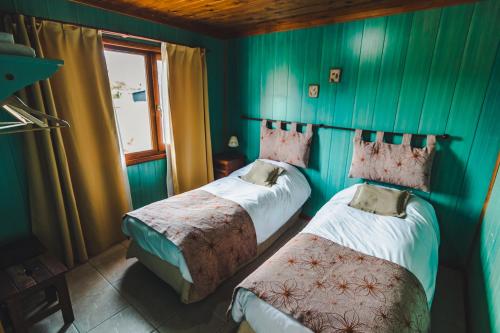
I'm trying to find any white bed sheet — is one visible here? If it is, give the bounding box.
[232,184,440,333]
[124,159,311,283]
[202,159,311,244]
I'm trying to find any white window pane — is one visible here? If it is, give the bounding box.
[105,50,152,154]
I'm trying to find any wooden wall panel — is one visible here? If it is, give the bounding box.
[271,32,290,122]
[393,9,441,133]
[418,5,473,133]
[458,47,500,249]
[0,135,30,245]
[228,0,500,267]
[300,27,323,125]
[352,17,386,129]
[429,0,499,265]
[127,159,168,209]
[466,154,500,332]
[371,14,412,130]
[316,25,340,126]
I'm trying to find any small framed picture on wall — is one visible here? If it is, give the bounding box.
[308,84,319,98]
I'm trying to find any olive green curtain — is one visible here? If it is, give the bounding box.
[4,15,131,267]
[162,43,213,194]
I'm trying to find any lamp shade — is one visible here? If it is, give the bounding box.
[228,135,239,148]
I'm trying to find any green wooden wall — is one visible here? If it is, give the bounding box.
[228,0,500,267]
[0,134,30,245]
[127,159,168,209]
[467,162,500,333]
[0,0,224,243]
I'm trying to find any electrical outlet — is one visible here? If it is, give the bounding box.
[329,68,341,83]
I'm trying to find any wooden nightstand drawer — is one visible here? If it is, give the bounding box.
[213,152,245,179]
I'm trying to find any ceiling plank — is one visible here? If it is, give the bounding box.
[70,0,478,39]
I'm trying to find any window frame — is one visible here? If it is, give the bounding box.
[103,38,165,166]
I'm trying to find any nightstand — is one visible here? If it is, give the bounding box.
[213,152,245,179]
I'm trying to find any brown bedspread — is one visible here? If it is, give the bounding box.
[232,233,430,333]
[127,189,256,302]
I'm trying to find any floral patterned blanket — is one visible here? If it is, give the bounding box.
[127,189,256,302]
[232,233,429,333]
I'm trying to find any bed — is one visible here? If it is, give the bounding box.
[230,183,440,333]
[122,159,311,303]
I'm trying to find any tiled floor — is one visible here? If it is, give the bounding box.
[8,219,467,333]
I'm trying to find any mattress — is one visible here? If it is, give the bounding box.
[122,159,311,283]
[231,183,440,333]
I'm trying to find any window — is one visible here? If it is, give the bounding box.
[103,39,164,165]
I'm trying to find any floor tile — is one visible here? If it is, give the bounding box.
[111,263,182,328]
[89,243,137,283]
[156,311,226,333]
[88,306,154,333]
[66,263,110,300]
[28,312,79,333]
[73,283,129,332]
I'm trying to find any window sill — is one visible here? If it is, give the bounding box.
[126,152,166,166]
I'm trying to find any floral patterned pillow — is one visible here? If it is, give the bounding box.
[259,120,313,168]
[348,130,436,192]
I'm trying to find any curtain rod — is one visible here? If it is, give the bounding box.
[101,30,207,52]
[1,10,207,51]
[241,116,450,140]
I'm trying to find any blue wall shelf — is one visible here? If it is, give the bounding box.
[0,54,63,101]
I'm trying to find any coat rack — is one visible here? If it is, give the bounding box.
[241,115,450,140]
[1,96,70,134]
[0,53,69,134]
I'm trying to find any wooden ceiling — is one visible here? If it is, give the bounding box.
[72,0,475,38]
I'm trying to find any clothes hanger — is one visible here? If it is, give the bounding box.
[0,95,70,134]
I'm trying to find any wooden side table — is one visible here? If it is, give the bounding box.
[0,238,74,333]
[213,151,245,179]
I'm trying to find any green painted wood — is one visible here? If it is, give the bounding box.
[228,0,500,267]
[467,164,500,333]
[0,55,63,101]
[372,14,412,131]
[0,54,61,244]
[300,26,323,125]
[299,27,324,211]
[316,24,340,126]
[429,0,500,265]
[352,17,386,129]
[127,159,167,209]
[333,21,364,128]
[393,9,441,133]
[315,25,340,205]
[285,29,307,123]
[260,33,275,120]
[271,32,290,121]
[456,45,500,256]
[327,21,363,196]
[418,4,474,134]
[0,123,30,244]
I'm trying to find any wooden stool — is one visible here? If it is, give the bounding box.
[0,239,74,333]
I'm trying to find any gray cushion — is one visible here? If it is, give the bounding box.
[348,184,410,218]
